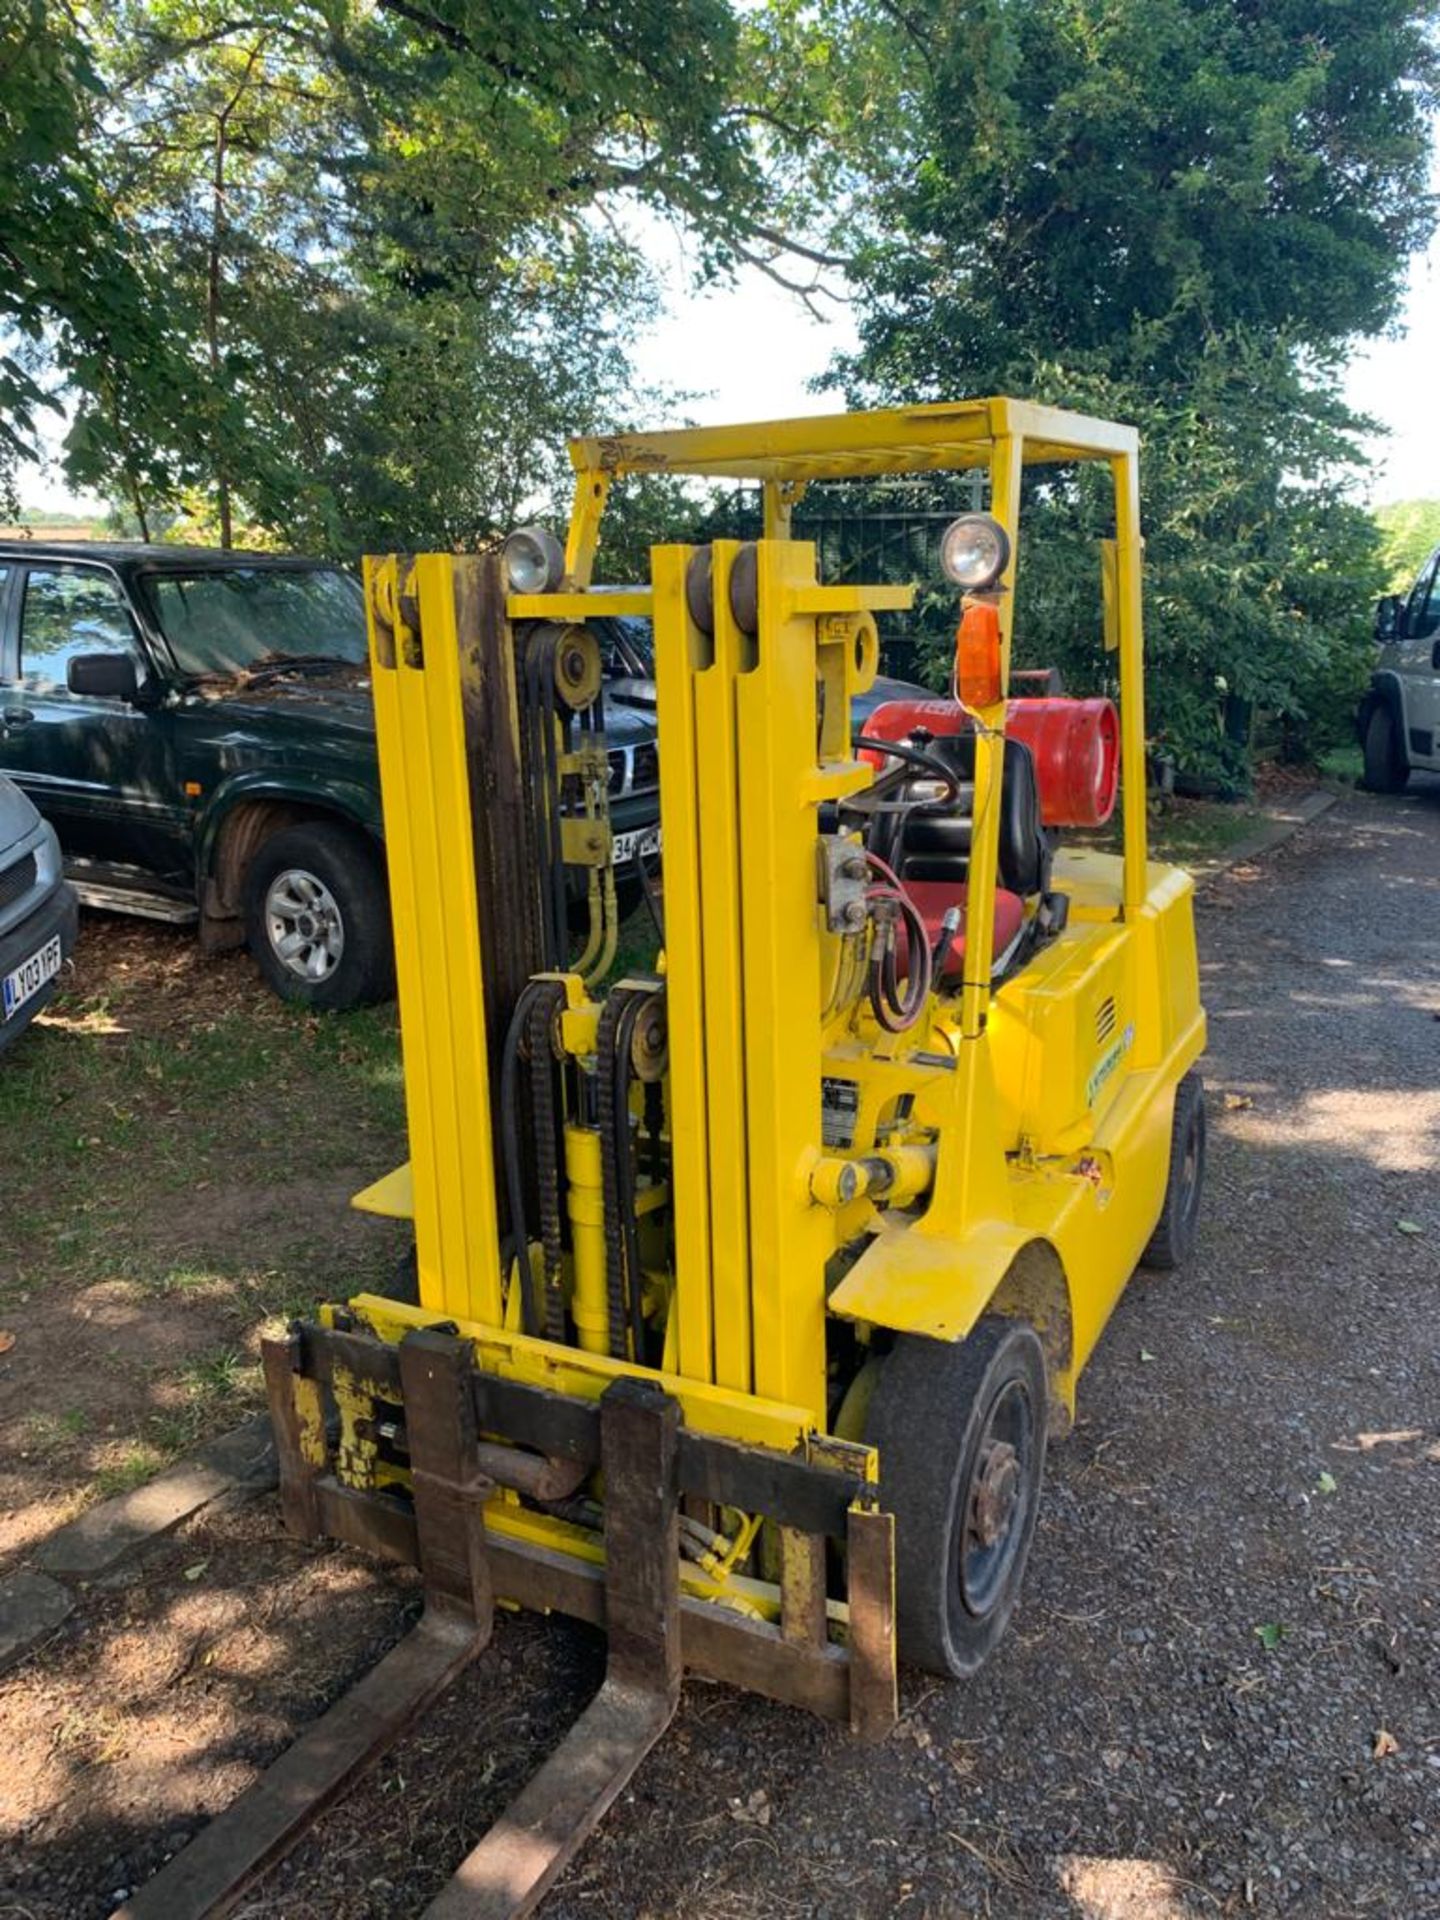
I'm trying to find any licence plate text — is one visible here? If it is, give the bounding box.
[3,934,62,1021]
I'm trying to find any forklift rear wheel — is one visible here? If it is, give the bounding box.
[864,1317,1047,1679]
[1141,1070,1206,1271]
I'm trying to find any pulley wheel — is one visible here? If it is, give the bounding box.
[630,995,669,1081]
[728,542,759,635]
[686,547,715,635]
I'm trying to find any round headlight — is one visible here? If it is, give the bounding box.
[503,525,566,595]
[939,513,1011,591]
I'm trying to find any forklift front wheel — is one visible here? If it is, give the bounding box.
[865,1317,1047,1679]
[1141,1070,1207,1271]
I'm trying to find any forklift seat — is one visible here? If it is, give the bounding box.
[895,881,1027,986]
[894,733,1052,899]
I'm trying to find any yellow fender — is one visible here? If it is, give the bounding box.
[830,1223,1077,1429]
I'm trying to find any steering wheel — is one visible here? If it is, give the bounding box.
[841,733,964,817]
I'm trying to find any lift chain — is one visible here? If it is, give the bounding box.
[595,990,629,1360]
[527,978,570,1343]
[595,982,663,1361]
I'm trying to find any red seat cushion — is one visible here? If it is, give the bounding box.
[893,882,1027,985]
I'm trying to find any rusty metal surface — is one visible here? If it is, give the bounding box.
[421,1376,681,1919]
[845,1505,898,1740]
[420,1683,672,1920]
[116,1613,484,1920]
[400,1330,496,1627]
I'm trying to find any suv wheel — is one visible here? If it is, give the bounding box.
[1362,704,1409,794]
[244,822,394,1010]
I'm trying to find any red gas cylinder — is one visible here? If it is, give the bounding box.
[862,694,1119,828]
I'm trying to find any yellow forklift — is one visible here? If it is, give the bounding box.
[122,398,1205,1920]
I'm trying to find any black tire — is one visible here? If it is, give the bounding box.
[243,821,395,1010]
[1362,704,1409,794]
[1141,1070,1206,1271]
[863,1317,1048,1679]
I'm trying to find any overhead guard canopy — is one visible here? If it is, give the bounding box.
[569,397,1139,486]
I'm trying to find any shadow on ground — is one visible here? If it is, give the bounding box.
[2,786,1437,1919]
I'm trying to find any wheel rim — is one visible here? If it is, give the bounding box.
[957,1378,1036,1617]
[264,867,345,983]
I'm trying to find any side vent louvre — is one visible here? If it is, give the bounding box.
[1095,995,1117,1045]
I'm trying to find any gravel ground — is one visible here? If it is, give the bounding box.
[4,782,1437,1920]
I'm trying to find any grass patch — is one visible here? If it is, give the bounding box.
[1148,797,1264,866]
[0,924,411,1543]
[1318,744,1363,785]
[1073,795,1265,870]
[92,1445,168,1500]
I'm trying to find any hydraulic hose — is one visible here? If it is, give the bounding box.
[864,851,932,1033]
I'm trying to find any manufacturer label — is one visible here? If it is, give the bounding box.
[820,1076,860,1149]
[1085,1021,1134,1107]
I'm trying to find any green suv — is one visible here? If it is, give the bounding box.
[0,544,661,1009]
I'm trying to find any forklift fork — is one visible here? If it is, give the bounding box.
[119,1330,891,1919]
[118,1353,685,1920]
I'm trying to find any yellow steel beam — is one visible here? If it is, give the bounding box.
[507,589,654,621]
[958,432,1022,1040]
[344,1295,814,1453]
[695,543,755,1393]
[563,468,610,585]
[365,554,503,1326]
[567,398,1137,487]
[651,545,716,1386]
[1111,451,1150,917]
[734,541,839,1423]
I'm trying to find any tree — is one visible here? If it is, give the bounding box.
[808,0,1440,783]
[1375,499,1440,588]
[0,0,198,522]
[58,0,817,549]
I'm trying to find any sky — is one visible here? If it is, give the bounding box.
[19,216,1439,516]
[634,217,1440,507]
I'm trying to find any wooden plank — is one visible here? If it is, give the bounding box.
[399,1330,494,1627]
[845,1506,898,1741]
[117,1613,483,1920]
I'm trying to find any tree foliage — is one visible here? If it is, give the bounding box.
[812,0,1440,781]
[5,0,1439,793]
[15,0,816,547]
[0,0,198,518]
[1374,498,1440,589]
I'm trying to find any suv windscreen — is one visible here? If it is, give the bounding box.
[145,566,367,676]
[605,617,654,680]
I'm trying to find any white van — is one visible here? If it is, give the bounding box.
[1362,548,1440,790]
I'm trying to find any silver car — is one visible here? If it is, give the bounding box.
[0,774,78,1054]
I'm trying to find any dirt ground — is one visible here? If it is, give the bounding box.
[0,916,409,1567]
[3,781,1438,1920]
